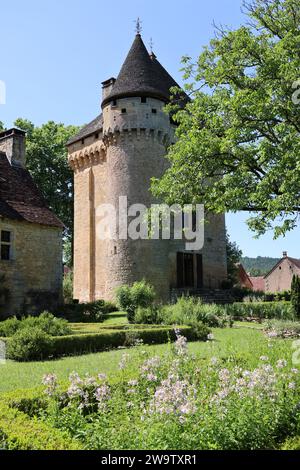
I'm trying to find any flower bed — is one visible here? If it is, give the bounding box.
[1,330,299,450]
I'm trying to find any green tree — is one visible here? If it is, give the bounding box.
[0,122,4,132]
[152,0,300,238]
[226,233,243,287]
[14,119,79,248]
[291,275,300,318]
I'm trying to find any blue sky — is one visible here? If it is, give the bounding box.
[1,0,299,257]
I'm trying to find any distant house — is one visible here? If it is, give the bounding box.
[264,252,300,293]
[0,128,64,318]
[236,263,253,290]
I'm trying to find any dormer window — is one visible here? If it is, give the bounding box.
[0,230,12,261]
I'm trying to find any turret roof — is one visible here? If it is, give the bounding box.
[102,34,185,107]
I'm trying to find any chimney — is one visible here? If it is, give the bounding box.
[283,251,288,258]
[0,128,26,168]
[101,77,116,102]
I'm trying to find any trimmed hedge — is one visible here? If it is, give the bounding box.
[3,325,207,361]
[0,390,82,450]
[281,436,300,450]
[50,325,203,358]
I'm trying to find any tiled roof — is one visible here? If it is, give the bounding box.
[249,276,265,292]
[67,114,103,145]
[0,151,63,228]
[102,34,187,107]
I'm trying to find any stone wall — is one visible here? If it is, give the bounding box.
[0,219,63,318]
[69,97,227,303]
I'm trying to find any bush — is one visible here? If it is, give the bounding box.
[0,397,82,450]
[116,281,156,323]
[6,327,53,361]
[291,275,300,319]
[0,317,20,337]
[134,306,162,325]
[281,436,300,450]
[224,301,294,321]
[0,312,71,338]
[56,300,117,323]
[162,297,231,328]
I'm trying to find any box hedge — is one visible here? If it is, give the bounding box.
[4,325,206,361]
[0,390,82,450]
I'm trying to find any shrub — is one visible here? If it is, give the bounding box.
[0,312,71,338]
[116,281,156,323]
[134,306,162,325]
[56,300,117,322]
[223,301,294,321]
[162,297,231,328]
[0,398,82,450]
[6,327,53,361]
[291,275,300,319]
[0,317,20,337]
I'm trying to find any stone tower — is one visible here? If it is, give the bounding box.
[67,33,227,303]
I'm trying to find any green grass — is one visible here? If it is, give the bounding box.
[0,327,293,394]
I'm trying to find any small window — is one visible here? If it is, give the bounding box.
[152,109,157,114]
[81,138,85,145]
[112,100,117,107]
[141,97,147,103]
[95,133,99,139]
[121,108,127,114]
[0,230,12,261]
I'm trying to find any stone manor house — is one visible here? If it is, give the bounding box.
[67,33,228,302]
[0,128,63,318]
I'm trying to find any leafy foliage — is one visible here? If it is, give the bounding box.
[13,118,79,242]
[152,0,300,237]
[226,232,243,287]
[6,327,53,361]
[0,312,71,338]
[116,281,156,323]
[291,275,300,318]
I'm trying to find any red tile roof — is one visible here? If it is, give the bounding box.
[249,276,265,292]
[0,152,63,228]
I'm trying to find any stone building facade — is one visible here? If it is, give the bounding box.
[67,33,227,302]
[0,128,63,318]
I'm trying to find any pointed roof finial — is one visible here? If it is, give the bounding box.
[135,17,142,35]
[149,37,154,53]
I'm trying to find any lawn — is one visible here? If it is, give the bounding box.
[0,326,293,393]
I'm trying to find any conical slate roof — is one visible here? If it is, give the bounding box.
[102,34,184,107]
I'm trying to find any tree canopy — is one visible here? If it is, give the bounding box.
[14,119,79,238]
[152,0,300,238]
